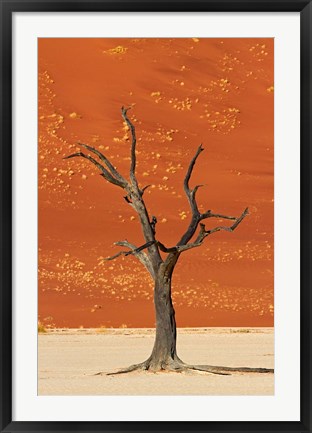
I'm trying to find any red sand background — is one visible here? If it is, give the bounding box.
[38,38,274,328]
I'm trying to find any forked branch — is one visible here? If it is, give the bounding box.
[161,208,249,267]
[77,142,127,187]
[204,207,249,235]
[63,107,141,192]
[178,207,249,253]
[178,145,249,250]
[63,151,125,188]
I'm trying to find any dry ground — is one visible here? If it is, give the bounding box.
[38,327,274,395]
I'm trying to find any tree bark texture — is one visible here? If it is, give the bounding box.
[149,273,178,370]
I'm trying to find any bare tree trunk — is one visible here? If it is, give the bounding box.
[148,273,179,370]
[106,254,274,375]
[106,264,274,375]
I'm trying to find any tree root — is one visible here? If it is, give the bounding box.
[106,361,149,376]
[187,365,274,375]
[101,358,274,376]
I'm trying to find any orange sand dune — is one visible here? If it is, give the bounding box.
[38,38,273,328]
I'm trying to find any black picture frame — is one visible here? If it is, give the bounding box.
[1,1,311,432]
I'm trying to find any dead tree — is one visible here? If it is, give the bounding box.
[64,107,273,375]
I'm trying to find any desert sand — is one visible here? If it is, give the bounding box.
[38,327,274,395]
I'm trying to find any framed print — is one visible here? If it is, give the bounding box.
[1,1,311,432]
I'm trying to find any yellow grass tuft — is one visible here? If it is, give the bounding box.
[38,322,47,333]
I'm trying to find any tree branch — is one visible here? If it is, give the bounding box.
[178,207,249,252]
[157,241,179,254]
[105,240,156,277]
[77,142,128,187]
[192,184,204,201]
[121,106,139,191]
[175,145,205,246]
[65,107,162,272]
[177,146,249,250]
[105,240,155,259]
[205,207,249,235]
[161,208,249,262]
[63,151,125,188]
[184,144,204,215]
[200,210,237,221]
[118,108,162,268]
[141,184,151,195]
